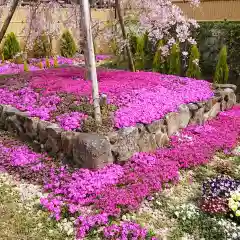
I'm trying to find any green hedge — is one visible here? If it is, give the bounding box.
[196,21,240,81]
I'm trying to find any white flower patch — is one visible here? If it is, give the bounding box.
[0,171,75,238]
[232,145,240,156]
[217,218,240,239]
[175,132,193,143]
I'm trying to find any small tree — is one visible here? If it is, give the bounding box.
[186,44,201,79]
[53,56,58,68]
[60,30,77,58]
[214,45,229,84]
[45,56,50,68]
[1,53,4,63]
[24,61,29,71]
[168,43,181,75]
[2,32,21,60]
[38,61,43,69]
[152,40,167,73]
[33,33,52,58]
[135,35,145,70]
[129,34,138,55]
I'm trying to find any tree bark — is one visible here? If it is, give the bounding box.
[115,0,135,72]
[80,0,102,124]
[79,0,91,79]
[0,0,20,44]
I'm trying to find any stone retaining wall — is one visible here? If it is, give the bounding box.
[0,84,237,169]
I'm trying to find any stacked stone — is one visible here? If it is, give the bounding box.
[0,84,237,169]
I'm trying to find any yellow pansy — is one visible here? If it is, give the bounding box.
[236,210,240,217]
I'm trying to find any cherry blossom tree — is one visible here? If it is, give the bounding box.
[103,0,200,59]
[115,0,135,71]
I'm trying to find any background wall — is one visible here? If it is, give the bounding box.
[0,7,114,53]
[1,1,240,53]
[175,0,240,21]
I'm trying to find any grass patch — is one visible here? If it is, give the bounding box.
[0,182,73,240]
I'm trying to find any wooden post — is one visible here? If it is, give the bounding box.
[80,0,102,124]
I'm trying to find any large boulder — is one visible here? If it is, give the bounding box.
[165,112,180,136]
[178,104,191,128]
[0,105,20,129]
[24,117,39,140]
[61,131,79,157]
[138,129,157,152]
[213,83,237,92]
[155,131,169,148]
[111,127,139,162]
[146,119,165,133]
[204,102,221,121]
[5,115,22,135]
[38,120,52,143]
[190,107,205,125]
[44,124,63,155]
[224,88,237,109]
[73,133,113,169]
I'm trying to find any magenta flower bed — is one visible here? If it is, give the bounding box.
[0,62,40,74]
[0,67,214,129]
[29,68,213,128]
[0,106,240,239]
[0,55,109,75]
[0,87,61,120]
[56,112,87,131]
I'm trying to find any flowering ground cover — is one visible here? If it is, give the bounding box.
[132,147,240,240]
[0,55,111,76]
[0,106,240,239]
[0,66,213,130]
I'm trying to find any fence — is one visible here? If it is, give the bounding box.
[1,0,240,54]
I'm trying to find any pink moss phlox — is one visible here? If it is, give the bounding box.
[29,68,214,128]
[103,221,155,240]
[0,65,214,128]
[0,105,240,238]
[0,62,40,74]
[56,112,87,131]
[0,87,61,120]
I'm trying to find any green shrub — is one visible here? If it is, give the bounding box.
[109,38,118,55]
[168,43,181,75]
[60,30,77,58]
[129,34,138,55]
[38,61,43,69]
[33,33,52,58]
[45,57,50,68]
[152,40,167,73]
[23,61,29,71]
[53,56,58,68]
[196,21,240,82]
[142,32,154,69]
[135,35,145,70]
[2,32,21,60]
[132,32,154,70]
[186,45,201,79]
[214,45,229,84]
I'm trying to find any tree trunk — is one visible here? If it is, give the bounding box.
[80,0,102,124]
[79,0,90,79]
[115,0,135,72]
[0,0,19,44]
